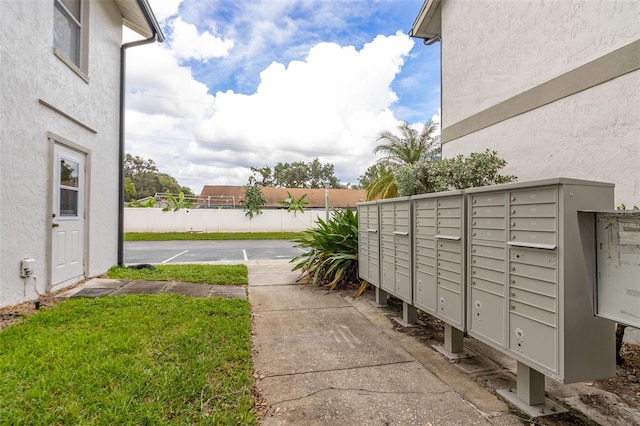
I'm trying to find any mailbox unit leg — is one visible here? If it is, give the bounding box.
[444,324,464,354]
[375,288,389,307]
[403,302,418,325]
[517,362,546,406]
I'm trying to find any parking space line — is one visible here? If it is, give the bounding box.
[162,250,189,264]
[243,249,248,261]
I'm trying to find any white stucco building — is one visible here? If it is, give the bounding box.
[0,0,163,307]
[411,0,639,206]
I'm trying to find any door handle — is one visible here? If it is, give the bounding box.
[52,223,60,228]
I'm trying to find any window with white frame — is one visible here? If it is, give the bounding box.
[53,0,88,74]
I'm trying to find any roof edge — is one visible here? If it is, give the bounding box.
[136,0,165,42]
[410,0,442,42]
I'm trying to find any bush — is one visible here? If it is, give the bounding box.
[395,149,517,196]
[290,208,363,293]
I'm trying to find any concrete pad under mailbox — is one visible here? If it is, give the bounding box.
[249,285,351,312]
[110,281,166,295]
[252,306,413,376]
[258,362,493,426]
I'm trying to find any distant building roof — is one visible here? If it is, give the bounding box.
[199,186,367,209]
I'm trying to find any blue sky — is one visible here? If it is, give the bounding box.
[125,0,440,193]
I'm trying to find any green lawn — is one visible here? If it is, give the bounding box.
[125,232,304,241]
[0,295,255,425]
[0,264,255,424]
[107,264,248,285]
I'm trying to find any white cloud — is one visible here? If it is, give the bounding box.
[169,17,234,62]
[125,40,214,118]
[148,0,183,22]
[184,32,415,188]
[125,22,423,192]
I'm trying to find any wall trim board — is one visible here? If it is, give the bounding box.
[39,99,98,134]
[442,39,640,144]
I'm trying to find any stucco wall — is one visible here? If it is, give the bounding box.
[442,0,640,126]
[0,1,123,307]
[439,0,640,207]
[442,70,639,206]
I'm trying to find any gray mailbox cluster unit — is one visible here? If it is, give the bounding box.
[357,178,616,409]
[380,197,413,304]
[357,201,380,288]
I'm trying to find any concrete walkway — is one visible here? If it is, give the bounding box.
[56,277,247,299]
[249,261,520,425]
[55,261,638,425]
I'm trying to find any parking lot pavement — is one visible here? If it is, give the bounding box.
[123,240,303,264]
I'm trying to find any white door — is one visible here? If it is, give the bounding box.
[51,144,85,287]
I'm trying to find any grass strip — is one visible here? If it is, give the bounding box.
[0,295,255,425]
[107,264,248,285]
[125,232,304,241]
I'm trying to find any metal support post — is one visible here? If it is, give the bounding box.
[444,323,464,354]
[403,301,418,325]
[375,287,389,306]
[516,361,546,406]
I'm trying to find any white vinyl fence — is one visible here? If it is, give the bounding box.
[124,208,330,233]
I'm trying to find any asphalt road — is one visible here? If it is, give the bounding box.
[123,240,304,264]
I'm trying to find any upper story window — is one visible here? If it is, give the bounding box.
[53,0,89,78]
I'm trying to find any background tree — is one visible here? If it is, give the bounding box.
[278,191,310,216]
[358,163,387,189]
[249,158,343,188]
[124,154,193,201]
[124,177,137,200]
[367,120,439,199]
[241,179,267,219]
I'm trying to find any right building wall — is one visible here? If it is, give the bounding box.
[434,0,639,206]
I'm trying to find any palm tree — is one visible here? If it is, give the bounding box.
[365,162,397,200]
[367,121,439,199]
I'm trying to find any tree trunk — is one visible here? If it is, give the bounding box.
[616,323,627,364]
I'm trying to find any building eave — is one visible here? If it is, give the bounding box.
[410,0,442,42]
[115,0,165,42]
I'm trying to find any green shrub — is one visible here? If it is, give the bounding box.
[290,208,362,293]
[395,149,517,196]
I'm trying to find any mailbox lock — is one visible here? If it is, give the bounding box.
[511,305,516,310]
[512,209,516,214]
[511,196,516,201]
[511,291,516,297]
[512,266,516,271]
